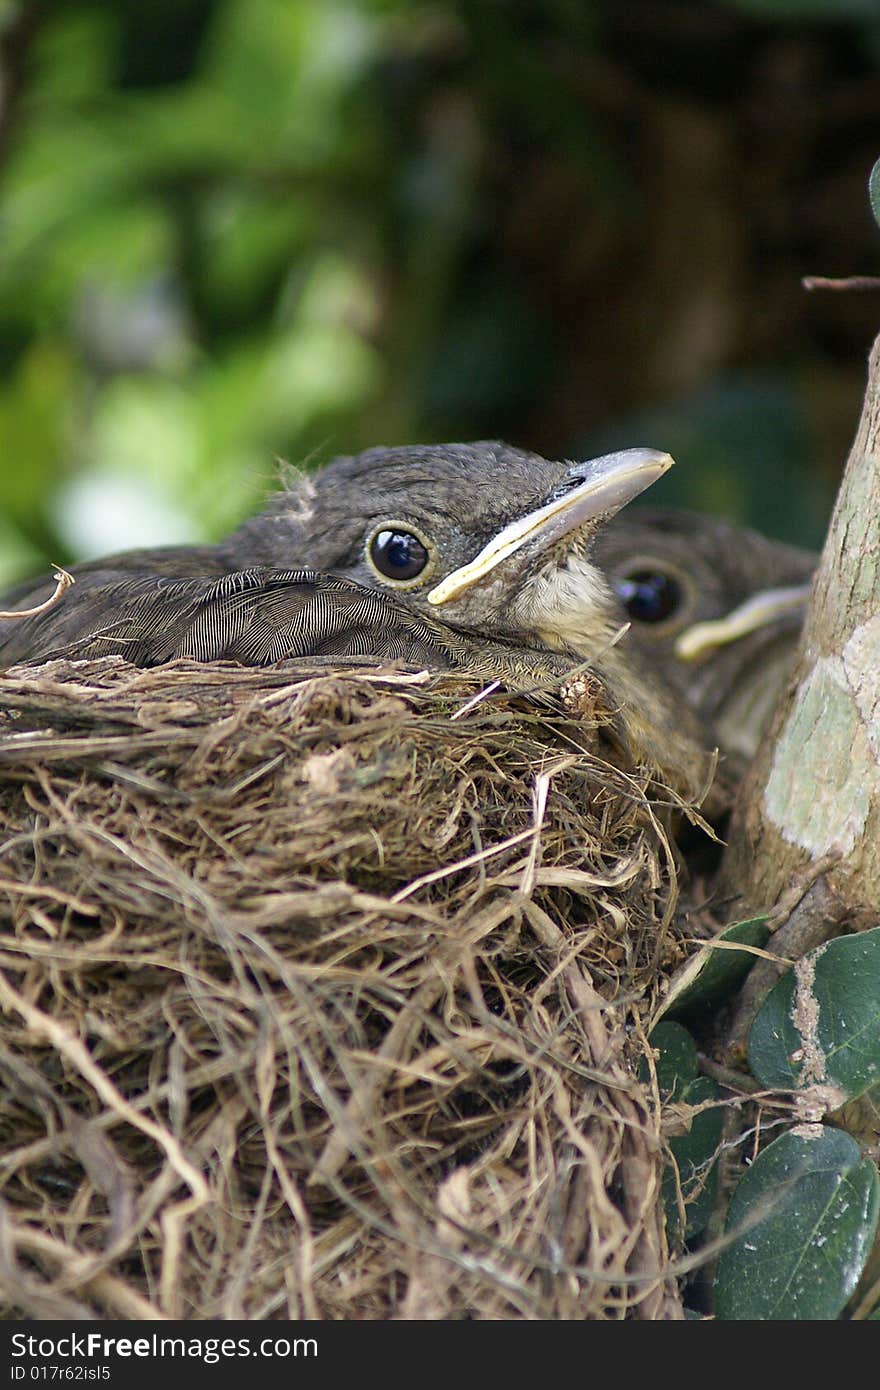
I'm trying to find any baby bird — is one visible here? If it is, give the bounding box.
[0,442,815,790]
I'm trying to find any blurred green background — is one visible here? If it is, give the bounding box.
[1,0,879,588]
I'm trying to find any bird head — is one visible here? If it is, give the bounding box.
[592,509,815,759]
[238,441,674,658]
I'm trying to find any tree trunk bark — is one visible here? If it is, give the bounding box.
[720,330,880,940]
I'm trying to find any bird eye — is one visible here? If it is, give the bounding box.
[368,527,430,583]
[615,568,682,624]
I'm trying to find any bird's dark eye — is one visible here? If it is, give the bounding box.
[615,569,682,624]
[368,528,429,582]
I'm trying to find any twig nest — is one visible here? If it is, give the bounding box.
[0,656,692,1319]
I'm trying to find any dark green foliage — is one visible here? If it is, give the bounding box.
[644,1023,723,1247]
[661,925,880,1318]
[659,915,769,1022]
[749,927,880,1102]
[714,1127,879,1320]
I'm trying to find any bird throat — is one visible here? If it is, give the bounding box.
[522,553,619,654]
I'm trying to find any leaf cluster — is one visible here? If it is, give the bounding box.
[651,922,880,1319]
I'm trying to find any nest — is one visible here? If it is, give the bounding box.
[0,655,700,1320]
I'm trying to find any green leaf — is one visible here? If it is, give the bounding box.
[870,157,880,233]
[642,1020,699,1097]
[749,927,880,1103]
[644,1023,721,1245]
[663,1075,723,1244]
[715,1126,880,1320]
[656,916,770,1023]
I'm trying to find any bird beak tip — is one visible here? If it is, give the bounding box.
[565,446,675,515]
[602,446,674,480]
